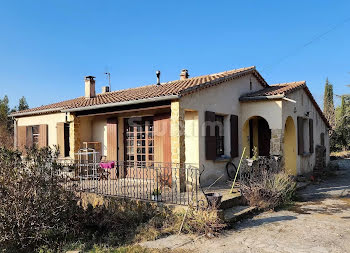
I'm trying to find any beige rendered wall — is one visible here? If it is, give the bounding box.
[282,88,330,175]
[240,100,283,156]
[184,111,199,165]
[77,115,110,157]
[16,113,67,148]
[179,74,266,184]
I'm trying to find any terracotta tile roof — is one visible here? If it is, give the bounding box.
[240,81,306,98]
[12,66,266,116]
[240,81,330,128]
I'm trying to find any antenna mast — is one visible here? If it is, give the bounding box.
[105,72,111,91]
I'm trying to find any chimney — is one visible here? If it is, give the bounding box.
[156,70,161,85]
[85,76,96,98]
[180,69,189,80]
[102,86,110,94]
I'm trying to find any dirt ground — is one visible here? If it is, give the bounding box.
[141,159,350,253]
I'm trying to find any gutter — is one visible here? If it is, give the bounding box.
[10,108,64,118]
[239,94,285,102]
[62,95,179,113]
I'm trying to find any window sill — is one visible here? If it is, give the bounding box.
[214,156,231,162]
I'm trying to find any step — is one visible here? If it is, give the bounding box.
[219,205,257,223]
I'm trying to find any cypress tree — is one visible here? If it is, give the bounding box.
[323,78,336,128]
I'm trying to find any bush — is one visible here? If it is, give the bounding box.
[0,147,81,252]
[0,147,226,252]
[240,158,296,210]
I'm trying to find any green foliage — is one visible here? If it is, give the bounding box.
[0,95,30,149]
[323,78,336,128]
[18,96,29,111]
[331,95,350,151]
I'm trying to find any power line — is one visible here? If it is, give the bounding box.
[262,16,350,73]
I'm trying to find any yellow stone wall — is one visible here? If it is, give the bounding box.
[69,114,81,158]
[170,100,185,164]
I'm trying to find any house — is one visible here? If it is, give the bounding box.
[11,66,330,185]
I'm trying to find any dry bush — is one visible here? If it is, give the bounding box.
[0,146,225,252]
[0,147,81,252]
[240,160,296,210]
[134,206,226,242]
[0,124,13,149]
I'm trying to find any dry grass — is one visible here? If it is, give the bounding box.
[134,206,226,243]
[40,244,192,253]
[331,150,350,159]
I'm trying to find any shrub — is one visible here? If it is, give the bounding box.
[240,158,296,210]
[0,147,81,252]
[0,147,226,252]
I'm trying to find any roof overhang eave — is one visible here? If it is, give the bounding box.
[10,108,64,118]
[239,94,285,102]
[62,95,180,113]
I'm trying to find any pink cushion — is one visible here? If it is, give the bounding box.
[100,161,115,169]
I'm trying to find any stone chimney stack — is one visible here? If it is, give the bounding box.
[85,76,96,98]
[180,69,189,80]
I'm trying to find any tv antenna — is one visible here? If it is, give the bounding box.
[105,72,111,91]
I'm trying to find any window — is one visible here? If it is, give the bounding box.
[302,118,310,152]
[125,117,154,163]
[215,115,225,157]
[297,117,314,155]
[320,133,325,146]
[32,125,40,146]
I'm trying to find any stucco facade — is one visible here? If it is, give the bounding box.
[16,112,66,148]
[180,74,265,183]
[282,88,330,175]
[13,67,330,186]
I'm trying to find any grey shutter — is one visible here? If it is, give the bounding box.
[230,115,239,158]
[309,119,314,153]
[297,117,304,155]
[205,111,216,160]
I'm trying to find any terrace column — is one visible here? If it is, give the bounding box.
[69,114,81,159]
[270,129,283,156]
[170,100,186,192]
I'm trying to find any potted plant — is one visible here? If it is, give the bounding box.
[151,188,162,201]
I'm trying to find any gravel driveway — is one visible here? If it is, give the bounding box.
[141,159,350,253]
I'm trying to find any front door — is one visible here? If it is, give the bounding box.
[258,118,271,156]
[124,117,154,178]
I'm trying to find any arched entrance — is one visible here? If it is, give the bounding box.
[242,116,271,157]
[284,116,297,175]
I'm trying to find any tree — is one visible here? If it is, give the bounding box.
[18,96,29,111]
[336,95,350,150]
[323,78,336,128]
[0,95,13,149]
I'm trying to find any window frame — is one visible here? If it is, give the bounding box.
[215,115,225,158]
[31,125,40,146]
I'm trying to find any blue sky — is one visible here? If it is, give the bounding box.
[0,0,349,109]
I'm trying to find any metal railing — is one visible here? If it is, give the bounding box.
[56,160,200,206]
